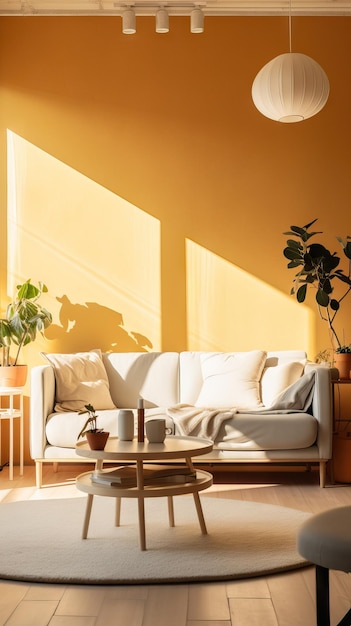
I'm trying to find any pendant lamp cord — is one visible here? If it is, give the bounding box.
[288,0,292,52]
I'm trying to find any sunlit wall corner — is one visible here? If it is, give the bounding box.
[185,239,315,357]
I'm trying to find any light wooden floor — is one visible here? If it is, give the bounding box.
[0,464,351,626]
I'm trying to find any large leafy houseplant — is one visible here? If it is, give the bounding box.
[0,279,52,367]
[283,219,351,352]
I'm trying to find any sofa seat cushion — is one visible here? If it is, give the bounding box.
[173,412,317,451]
[45,408,171,448]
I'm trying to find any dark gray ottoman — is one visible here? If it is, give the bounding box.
[297,506,351,626]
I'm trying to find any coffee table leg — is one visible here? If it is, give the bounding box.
[168,496,175,527]
[136,460,146,550]
[115,497,121,526]
[82,494,94,539]
[193,492,207,535]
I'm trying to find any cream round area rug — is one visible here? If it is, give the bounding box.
[0,496,310,584]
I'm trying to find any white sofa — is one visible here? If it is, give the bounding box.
[30,349,333,488]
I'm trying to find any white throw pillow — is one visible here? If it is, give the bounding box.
[41,349,116,412]
[261,362,304,407]
[195,351,267,409]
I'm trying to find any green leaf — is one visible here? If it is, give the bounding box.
[283,248,302,261]
[334,271,351,286]
[286,239,302,250]
[287,260,302,269]
[302,219,319,230]
[322,278,333,295]
[290,225,306,236]
[308,243,330,259]
[316,289,329,307]
[296,284,307,303]
[16,281,39,301]
[330,299,340,311]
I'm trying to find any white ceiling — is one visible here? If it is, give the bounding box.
[1,0,351,16]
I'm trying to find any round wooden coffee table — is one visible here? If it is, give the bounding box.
[76,436,213,550]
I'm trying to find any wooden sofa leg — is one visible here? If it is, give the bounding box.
[35,461,43,489]
[319,461,327,488]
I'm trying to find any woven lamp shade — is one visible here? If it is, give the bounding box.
[252,52,330,123]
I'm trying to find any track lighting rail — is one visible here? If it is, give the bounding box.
[1,0,351,16]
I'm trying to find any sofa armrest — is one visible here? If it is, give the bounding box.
[30,365,55,459]
[304,363,333,459]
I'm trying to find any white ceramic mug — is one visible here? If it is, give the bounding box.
[118,409,134,441]
[145,418,171,443]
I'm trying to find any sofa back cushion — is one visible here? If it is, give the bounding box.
[102,352,179,408]
[41,349,115,412]
[179,350,307,408]
[261,362,305,407]
[180,351,267,409]
[261,350,307,407]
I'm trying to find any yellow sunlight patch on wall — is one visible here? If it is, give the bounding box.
[7,130,161,360]
[186,239,315,356]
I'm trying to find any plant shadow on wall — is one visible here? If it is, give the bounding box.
[45,295,153,353]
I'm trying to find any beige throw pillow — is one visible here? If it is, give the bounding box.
[261,361,305,407]
[195,350,267,409]
[41,349,116,412]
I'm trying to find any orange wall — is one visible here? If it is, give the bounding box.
[1,16,351,462]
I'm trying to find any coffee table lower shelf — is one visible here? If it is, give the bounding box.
[76,469,213,550]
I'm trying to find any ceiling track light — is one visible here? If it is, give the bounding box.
[122,7,136,34]
[190,7,204,33]
[156,7,169,33]
[120,4,205,35]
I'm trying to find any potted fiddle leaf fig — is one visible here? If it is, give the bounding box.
[77,403,109,450]
[283,219,351,379]
[0,279,52,386]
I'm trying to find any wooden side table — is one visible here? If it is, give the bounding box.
[331,379,351,483]
[0,387,24,480]
[331,378,351,430]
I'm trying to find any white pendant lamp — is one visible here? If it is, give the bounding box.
[252,52,330,123]
[251,5,329,123]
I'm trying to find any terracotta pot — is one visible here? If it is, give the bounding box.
[334,353,351,380]
[0,365,28,387]
[86,431,109,450]
[333,433,351,483]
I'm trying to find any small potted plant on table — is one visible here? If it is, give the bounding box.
[77,403,109,450]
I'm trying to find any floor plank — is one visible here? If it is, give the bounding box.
[142,585,188,626]
[3,600,58,626]
[229,598,278,626]
[54,587,106,617]
[187,583,230,621]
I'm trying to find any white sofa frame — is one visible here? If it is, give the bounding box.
[30,351,333,488]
